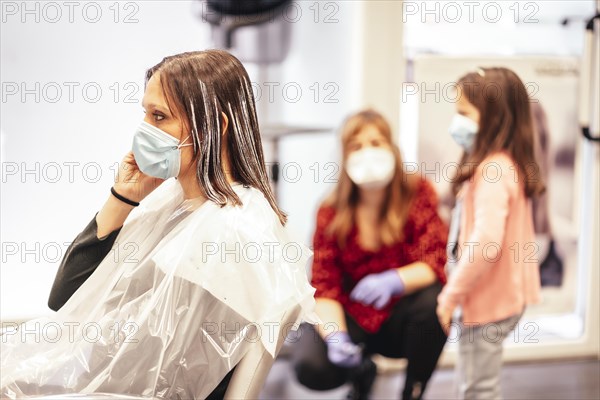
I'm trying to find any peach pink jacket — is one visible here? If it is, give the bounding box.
[437,151,541,324]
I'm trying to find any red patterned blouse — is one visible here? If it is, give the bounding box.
[311,178,448,333]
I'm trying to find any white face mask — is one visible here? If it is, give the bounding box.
[448,113,479,152]
[132,121,193,180]
[345,147,395,189]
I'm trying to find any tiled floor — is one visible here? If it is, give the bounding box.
[261,358,600,399]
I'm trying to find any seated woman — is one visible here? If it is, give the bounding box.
[293,109,448,400]
[1,50,317,399]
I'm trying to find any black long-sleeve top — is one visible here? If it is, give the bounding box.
[47,213,121,311]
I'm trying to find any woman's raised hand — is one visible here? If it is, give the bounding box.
[113,151,164,203]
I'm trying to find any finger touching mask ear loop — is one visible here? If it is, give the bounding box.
[178,135,193,149]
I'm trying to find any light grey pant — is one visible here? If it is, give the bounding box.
[456,310,524,400]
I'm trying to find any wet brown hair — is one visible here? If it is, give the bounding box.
[451,67,545,198]
[323,109,418,248]
[146,50,286,225]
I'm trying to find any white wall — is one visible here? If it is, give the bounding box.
[403,0,594,57]
[1,1,213,320]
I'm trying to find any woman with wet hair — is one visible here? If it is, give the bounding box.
[1,50,317,399]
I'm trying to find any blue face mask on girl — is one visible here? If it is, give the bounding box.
[448,114,479,152]
[132,121,193,179]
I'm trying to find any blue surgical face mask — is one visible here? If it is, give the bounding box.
[132,121,193,179]
[448,113,479,152]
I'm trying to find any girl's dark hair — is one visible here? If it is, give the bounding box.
[451,67,545,198]
[146,49,286,225]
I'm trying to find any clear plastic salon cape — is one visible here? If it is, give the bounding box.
[1,179,318,399]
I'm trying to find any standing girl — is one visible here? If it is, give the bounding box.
[437,67,544,399]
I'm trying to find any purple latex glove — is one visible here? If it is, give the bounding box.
[324,331,362,368]
[350,269,405,310]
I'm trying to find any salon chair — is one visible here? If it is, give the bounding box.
[224,304,302,399]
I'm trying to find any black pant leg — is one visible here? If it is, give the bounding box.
[292,312,376,393]
[204,367,236,400]
[291,323,351,391]
[292,284,446,399]
[378,281,447,400]
[373,282,446,351]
